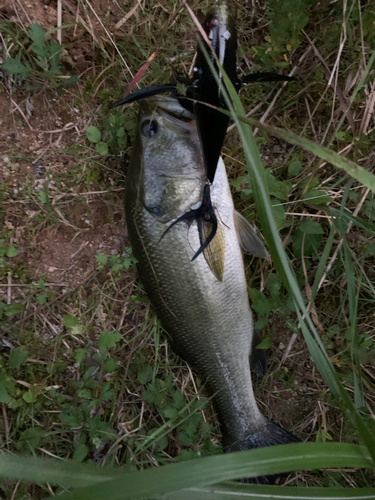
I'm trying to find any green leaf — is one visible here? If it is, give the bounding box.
[86,126,101,143]
[95,142,108,155]
[63,314,78,329]
[173,389,185,410]
[17,427,44,451]
[288,160,302,176]
[38,189,49,204]
[5,303,26,316]
[266,170,292,200]
[142,389,156,403]
[103,358,117,374]
[248,289,269,317]
[0,384,11,404]
[23,391,37,403]
[71,325,84,336]
[299,221,324,234]
[163,406,178,420]
[73,444,89,463]
[256,337,272,350]
[303,189,333,206]
[270,200,291,230]
[75,348,88,365]
[37,278,45,289]
[116,127,125,138]
[96,253,109,265]
[155,434,168,451]
[265,273,281,297]
[292,230,322,257]
[6,245,18,257]
[9,347,28,368]
[99,330,122,353]
[1,58,31,79]
[60,412,81,428]
[365,243,375,257]
[137,364,153,384]
[28,22,46,47]
[37,294,47,305]
[63,315,84,335]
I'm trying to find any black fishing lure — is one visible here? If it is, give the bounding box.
[114,1,293,261]
[159,182,217,261]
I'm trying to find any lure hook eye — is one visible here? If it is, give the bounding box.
[141,120,158,138]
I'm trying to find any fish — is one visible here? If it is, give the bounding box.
[124,95,300,484]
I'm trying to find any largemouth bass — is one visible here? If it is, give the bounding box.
[125,96,299,483]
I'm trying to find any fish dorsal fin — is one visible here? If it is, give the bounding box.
[202,219,226,282]
[234,211,268,259]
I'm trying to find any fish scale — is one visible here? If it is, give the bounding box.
[125,96,299,483]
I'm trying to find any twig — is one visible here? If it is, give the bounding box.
[285,212,332,218]
[57,0,62,44]
[114,0,140,30]
[359,79,375,136]
[11,99,33,129]
[70,241,89,260]
[7,274,12,304]
[10,481,20,500]
[0,283,69,287]
[280,333,298,366]
[60,0,100,45]
[38,448,67,460]
[2,404,10,447]
[84,0,135,83]
[51,187,125,206]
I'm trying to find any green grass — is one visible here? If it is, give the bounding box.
[1,0,375,497]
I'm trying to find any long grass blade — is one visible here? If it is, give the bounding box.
[0,444,370,500]
[161,483,375,500]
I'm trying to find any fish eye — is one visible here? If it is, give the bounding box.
[141,120,158,138]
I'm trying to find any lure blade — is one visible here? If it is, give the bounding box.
[112,84,177,108]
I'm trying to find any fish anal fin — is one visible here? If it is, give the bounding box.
[250,329,267,377]
[202,219,226,282]
[234,210,268,260]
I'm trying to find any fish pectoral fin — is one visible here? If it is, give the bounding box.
[233,210,268,260]
[250,329,267,377]
[202,219,226,282]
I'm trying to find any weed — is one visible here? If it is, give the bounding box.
[1,21,78,92]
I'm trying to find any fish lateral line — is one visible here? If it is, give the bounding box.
[158,183,219,262]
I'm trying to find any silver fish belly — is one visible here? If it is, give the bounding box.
[125,96,299,482]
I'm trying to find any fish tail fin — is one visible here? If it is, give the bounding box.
[225,419,300,484]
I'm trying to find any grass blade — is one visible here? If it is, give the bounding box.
[161,483,375,500]
[0,443,371,500]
